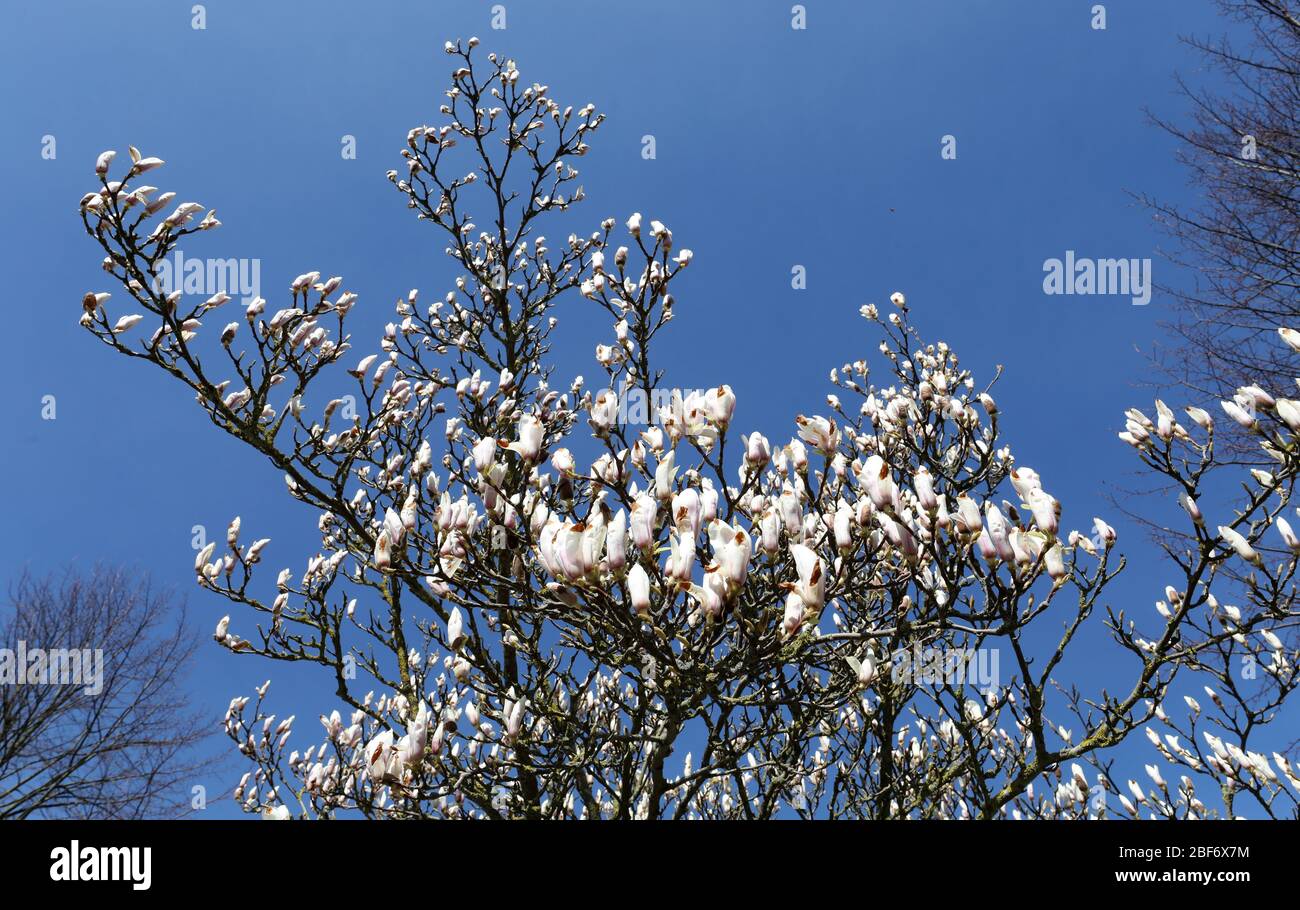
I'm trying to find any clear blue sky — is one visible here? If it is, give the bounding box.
[0,0,1277,817]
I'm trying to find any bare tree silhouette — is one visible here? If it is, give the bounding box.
[0,566,217,819]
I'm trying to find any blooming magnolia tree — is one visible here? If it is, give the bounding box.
[77,41,1300,819]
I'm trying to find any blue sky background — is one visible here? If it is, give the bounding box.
[1,0,1286,817]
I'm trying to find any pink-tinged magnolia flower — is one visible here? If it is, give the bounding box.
[877,513,919,562]
[1218,525,1261,566]
[1279,326,1300,352]
[1045,544,1066,581]
[863,455,897,513]
[383,508,405,546]
[578,521,606,576]
[607,510,628,572]
[708,519,751,588]
[913,467,938,513]
[856,652,877,687]
[630,494,658,549]
[365,730,400,781]
[705,385,735,428]
[1178,492,1203,526]
[551,523,586,581]
[590,390,618,436]
[133,156,165,173]
[429,721,447,757]
[195,542,216,575]
[788,543,825,612]
[627,562,651,616]
[95,150,116,175]
[780,592,805,640]
[697,568,728,619]
[742,432,771,470]
[667,531,695,585]
[1144,764,1166,789]
[700,485,719,526]
[1277,399,1300,432]
[1276,517,1300,553]
[472,434,497,473]
[163,202,205,228]
[398,710,429,769]
[672,488,701,538]
[320,710,344,740]
[1221,399,1257,430]
[1009,467,1042,500]
[1025,489,1059,536]
[984,503,1015,562]
[1092,517,1117,546]
[654,451,677,501]
[447,606,466,650]
[350,353,378,379]
[374,529,394,570]
[551,447,576,475]
[506,413,544,463]
[660,390,717,449]
[1153,400,1177,441]
[506,697,527,741]
[537,521,563,579]
[934,495,952,532]
[202,292,231,312]
[785,438,809,472]
[1184,406,1212,431]
[1008,528,1034,566]
[214,615,230,641]
[1237,384,1275,411]
[954,495,982,538]
[833,503,853,550]
[779,487,802,539]
[291,271,321,293]
[795,414,839,455]
[758,509,781,555]
[112,314,144,333]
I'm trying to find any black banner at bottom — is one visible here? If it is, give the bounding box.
[0,819,1285,896]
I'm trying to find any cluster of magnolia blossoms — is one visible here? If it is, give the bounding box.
[497,330,1080,631]
[1100,325,1300,817]
[207,277,1144,816]
[76,139,1171,819]
[1117,325,1300,592]
[77,41,1297,816]
[188,286,1123,816]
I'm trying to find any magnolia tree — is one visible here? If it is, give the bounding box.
[76,41,1300,820]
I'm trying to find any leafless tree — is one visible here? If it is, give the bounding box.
[1145,0,1300,419]
[0,566,215,819]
